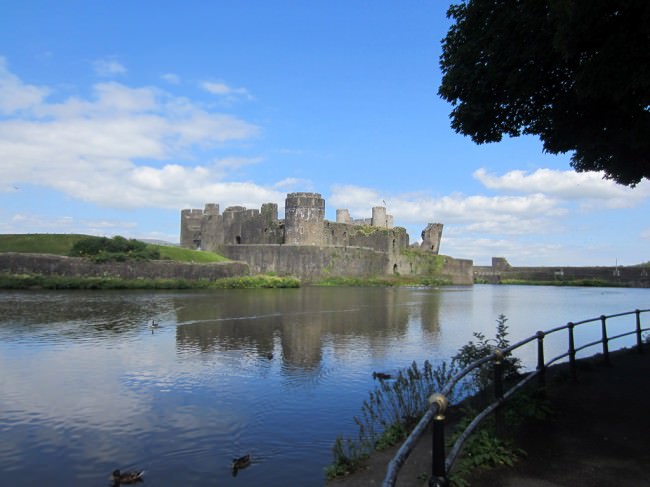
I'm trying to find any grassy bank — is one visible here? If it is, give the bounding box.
[0,274,300,290]
[314,276,451,287]
[0,233,228,263]
[484,278,625,287]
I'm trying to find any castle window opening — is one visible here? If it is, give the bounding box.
[236,236,241,244]
[393,263,398,274]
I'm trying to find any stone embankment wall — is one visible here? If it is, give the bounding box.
[474,257,649,288]
[0,253,249,280]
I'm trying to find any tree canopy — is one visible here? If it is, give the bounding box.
[438,0,650,186]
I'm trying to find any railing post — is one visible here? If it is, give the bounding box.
[636,309,644,354]
[601,315,611,366]
[536,331,545,389]
[493,349,504,400]
[493,349,504,437]
[429,393,449,487]
[568,322,577,382]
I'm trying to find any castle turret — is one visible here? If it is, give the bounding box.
[180,209,205,249]
[372,207,388,228]
[284,192,325,245]
[336,209,352,224]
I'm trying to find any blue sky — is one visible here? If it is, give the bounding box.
[1,1,648,266]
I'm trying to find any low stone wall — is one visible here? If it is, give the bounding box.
[0,253,250,280]
[474,263,650,288]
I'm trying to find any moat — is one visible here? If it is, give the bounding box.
[1,285,647,486]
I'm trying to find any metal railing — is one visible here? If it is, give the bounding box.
[382,308,649,487]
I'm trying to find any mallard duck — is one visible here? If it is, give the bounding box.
[231,454,251,476]
[110,469,144,484]
[149,320,159,329]
[372,371,392,380]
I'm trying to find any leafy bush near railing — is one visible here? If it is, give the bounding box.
[452,314,521,395]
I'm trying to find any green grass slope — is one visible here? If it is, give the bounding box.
[0,234,228,263]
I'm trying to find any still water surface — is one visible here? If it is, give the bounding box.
[0,285,647,486]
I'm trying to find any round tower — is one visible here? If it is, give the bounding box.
[372,206,388,228]
[336,209,352,224]
[284,192,325,245]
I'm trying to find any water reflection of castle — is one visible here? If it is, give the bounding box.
[173,289,442,373]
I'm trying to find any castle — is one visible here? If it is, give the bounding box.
[180,192,472,283]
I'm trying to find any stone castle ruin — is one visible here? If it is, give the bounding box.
[180,192,472,283]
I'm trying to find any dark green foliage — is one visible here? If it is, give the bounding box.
[452,314,522,394]
[449,418,526,486]
[69,235,160,262]
[439,0,650,186]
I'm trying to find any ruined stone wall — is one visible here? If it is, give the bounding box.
[183,203,283,251]
[420,223,443,254]
[392,250,473,285]
[0,253,249,280]
[322,222,409,253]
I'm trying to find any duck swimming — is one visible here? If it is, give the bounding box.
[110,469,144,485]
[231,454,251,476]
[372,371,392,380]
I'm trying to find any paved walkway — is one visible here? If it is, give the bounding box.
[328,348,650,487]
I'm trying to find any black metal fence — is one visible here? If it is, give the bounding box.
[382,308,650,487]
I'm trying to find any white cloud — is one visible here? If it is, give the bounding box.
[200,81,251,100]
[641,229,650,241]
[474,168,650,208]
[273,178,313,191]
[93,58,127,77]
[161,73,181,84]
[329,184,563,234]
[0,61,270,211]
[214,156,263,171]
[0,57,49,114]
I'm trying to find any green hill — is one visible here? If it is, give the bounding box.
[0,234,228,263]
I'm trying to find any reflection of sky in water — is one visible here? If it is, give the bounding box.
[0,286,647,486]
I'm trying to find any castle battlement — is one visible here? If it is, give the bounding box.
[180,191,448,279]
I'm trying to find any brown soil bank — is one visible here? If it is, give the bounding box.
[328,347,650,487]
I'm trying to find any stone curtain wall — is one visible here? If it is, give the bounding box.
[218,245,389,281]
[219,245,474,284]
[0,253,249,281]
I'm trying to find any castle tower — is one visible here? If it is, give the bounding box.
[180,209,205,249]
[284,192,325,245]
[336,209,352,224]
[372,206,388,228]
[204,203,219,216]
[261,203,278,224]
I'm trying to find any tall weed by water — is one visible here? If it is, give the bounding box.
[326,315,523,481]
